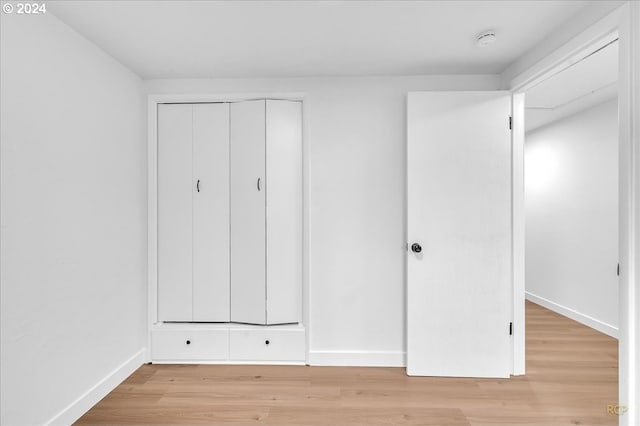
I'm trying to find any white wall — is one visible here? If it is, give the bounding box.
[525,99,618,336]
[1,12,145,425]
[145,75,500,365]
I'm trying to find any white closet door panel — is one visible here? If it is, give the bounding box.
[158,104,193,321]
[230,100,266,324]
[266,100,302,324]
[193,103,230,322]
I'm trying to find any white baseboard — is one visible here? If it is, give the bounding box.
[151,360,306,365]
[309,350,405,367]
[47,348,146,425]
[526,292,618,339]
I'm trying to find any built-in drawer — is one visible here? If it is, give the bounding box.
[229,328,305,361]
[151,329,229,361]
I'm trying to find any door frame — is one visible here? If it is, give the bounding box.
[146,93,309,363]
[507,3,639,423]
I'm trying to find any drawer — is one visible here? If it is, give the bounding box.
[229,328,305,361]
[152,329,229,361]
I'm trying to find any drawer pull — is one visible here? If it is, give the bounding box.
[186,340,191,345]
[265,340,270,345]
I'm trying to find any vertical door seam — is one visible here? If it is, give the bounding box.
[228,103,232,322]
[191,105,195,322]
[264,100,268,325]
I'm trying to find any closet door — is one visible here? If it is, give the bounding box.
[230,100,266,324]
[266,100,302,324]
[158,104,193,321]
[192,103,230,321]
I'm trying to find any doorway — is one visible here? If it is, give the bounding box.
[524,40,619,336]
[523,38,619,418]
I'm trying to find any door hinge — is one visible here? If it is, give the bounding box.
[509,322,513,336]
[509,116,513,130]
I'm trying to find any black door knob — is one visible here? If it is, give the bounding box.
[411,243,422,253]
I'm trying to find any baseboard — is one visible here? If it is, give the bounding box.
[151,360,306,365]
[47,348,146,425]
[308,350,405,367]
[526,292,619,338]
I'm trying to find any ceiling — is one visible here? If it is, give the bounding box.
[525,40,618,132]
[47,0,618,79]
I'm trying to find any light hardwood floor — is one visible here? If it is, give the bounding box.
[76,301,618,425]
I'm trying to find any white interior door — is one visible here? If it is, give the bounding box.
[158,104,193,321]
[193,103,230,322]
[266,100,302,325]
[407,91,512,378]
[230,100,266,324]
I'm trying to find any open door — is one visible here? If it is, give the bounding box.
[407,91,512,378]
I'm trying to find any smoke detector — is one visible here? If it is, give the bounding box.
[476,31,497,47]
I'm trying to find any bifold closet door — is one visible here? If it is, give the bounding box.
[266,100,302,324]
[193,103,230,322]
[158,104,193,321]
[158,103,230,322]
[230,100,267,324]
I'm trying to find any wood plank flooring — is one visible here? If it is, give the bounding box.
[75,301,618,425]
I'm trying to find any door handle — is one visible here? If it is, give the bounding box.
[196,179,200,192]
[411,243,422,253]
[257,177,261,191]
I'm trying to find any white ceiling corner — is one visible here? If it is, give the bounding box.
[525,40,618,132]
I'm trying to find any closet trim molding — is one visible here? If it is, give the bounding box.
[146,93,309,364]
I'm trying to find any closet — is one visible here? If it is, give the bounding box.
[152,99,303,363]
